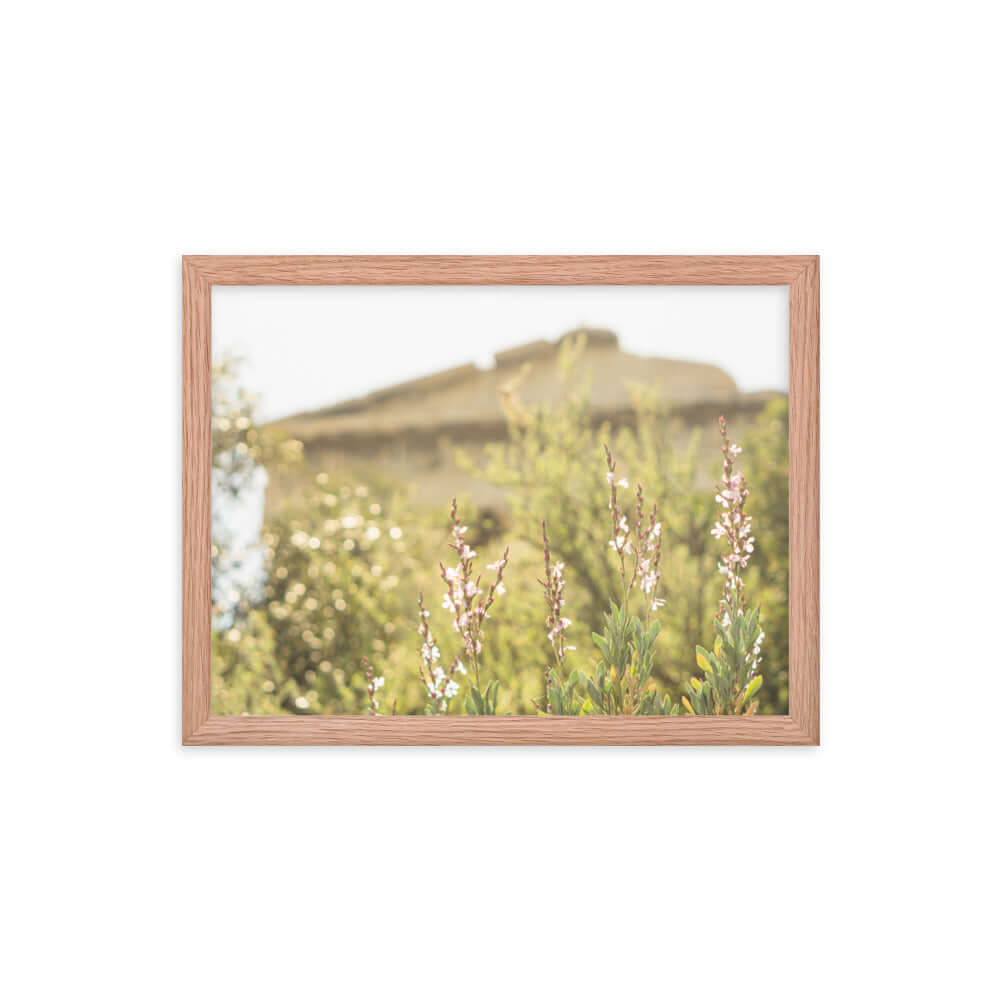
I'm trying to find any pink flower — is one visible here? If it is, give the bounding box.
[437,498,509,691]
[712,416,764,676]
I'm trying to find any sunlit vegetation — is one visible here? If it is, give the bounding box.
[212,343,788,716]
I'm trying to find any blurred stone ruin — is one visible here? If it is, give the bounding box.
[265,329,783,516]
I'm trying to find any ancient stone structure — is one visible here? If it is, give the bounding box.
[266,329,782,513]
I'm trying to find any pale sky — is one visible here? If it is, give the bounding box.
[213,285,788,422]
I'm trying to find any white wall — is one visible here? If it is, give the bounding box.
[4,2,995,998]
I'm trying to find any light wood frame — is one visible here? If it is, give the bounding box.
[183,255,819,745]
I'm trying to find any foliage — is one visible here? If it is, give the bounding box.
[542,667,585,717]
[435,500,510,715]
[458,337,622,652]
[248,475,424,713]
[211,359,302,621]
[583,605,679,715]
[685,606,764,715]
[739,397,789,711]
[463,337,788,711]
[537,446,677,715]
[466,679,503,716]
[211,609,312,715]
[682,417,766,715]
[210,345,789,717]
[211,361,428,714]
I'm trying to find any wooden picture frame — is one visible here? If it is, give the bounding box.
[184,255,819,745]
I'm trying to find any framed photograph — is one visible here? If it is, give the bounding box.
[183,256,819,745]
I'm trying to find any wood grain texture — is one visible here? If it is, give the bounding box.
[788,258,821,744]
[181,255,820,746]
[184,255,807,286]
[187,715,814,746]
[182,260,212,741]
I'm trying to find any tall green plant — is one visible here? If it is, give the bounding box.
[418,500,509,715]
[683,418,765,716]
[583,605,678,715]
[539,446,678,716]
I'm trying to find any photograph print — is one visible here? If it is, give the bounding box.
[210,285,789,718]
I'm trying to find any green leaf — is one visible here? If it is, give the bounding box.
[695,646,714,675]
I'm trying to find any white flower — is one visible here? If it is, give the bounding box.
[617,478,629,488]
[454,660,467,675]
[495,581,506,596]
[372,676,385,690]
[444,680,460,698]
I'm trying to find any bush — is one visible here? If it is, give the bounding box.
[211,346,788,716]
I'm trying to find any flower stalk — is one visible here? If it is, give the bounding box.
[437,499,509,714]
[363,656,385,715]
[538,519,574,712]
[684,417,765,715]
[603,444,664,617]
[417,592,463,714]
